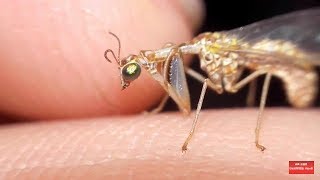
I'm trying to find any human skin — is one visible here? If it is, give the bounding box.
[0,0,319,179]
[0,109,320,179]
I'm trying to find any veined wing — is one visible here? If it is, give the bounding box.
[226,47,319,69]
[225,8,320,56]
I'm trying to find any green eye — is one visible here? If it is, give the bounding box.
[122,63,141,81]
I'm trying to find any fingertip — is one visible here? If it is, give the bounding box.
[0,0,204,119]
[1,109,319,178]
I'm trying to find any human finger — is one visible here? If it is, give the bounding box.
[0,0,204,120]
[0,109,318,179]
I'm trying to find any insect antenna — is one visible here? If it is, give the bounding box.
[104,32,122,65]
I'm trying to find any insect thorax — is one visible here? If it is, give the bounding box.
[193,32,243,89]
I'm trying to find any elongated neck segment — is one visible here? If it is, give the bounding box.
[150,43,202,60]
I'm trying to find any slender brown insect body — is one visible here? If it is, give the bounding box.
[105,8,320,153]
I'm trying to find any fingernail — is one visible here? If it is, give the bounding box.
[177,0,205,31]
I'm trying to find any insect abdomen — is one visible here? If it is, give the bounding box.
[274,68,318,108]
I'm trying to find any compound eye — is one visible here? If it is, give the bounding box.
[122,63,141,81]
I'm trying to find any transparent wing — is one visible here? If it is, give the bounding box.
[226,48,318,68]
[226,8,320,55]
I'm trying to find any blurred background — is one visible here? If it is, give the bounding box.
[164,0,320,111]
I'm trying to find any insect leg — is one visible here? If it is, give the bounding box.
[246,79,257,107]
[182,78,209,153]
[162,43,187,81]
[255,72,272,151]
[143,94,170,115]
[161,44,191,115]
[185,67,223,94]
[224,69,271,151]
[142,44,177,115]
[225,69,268,92]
